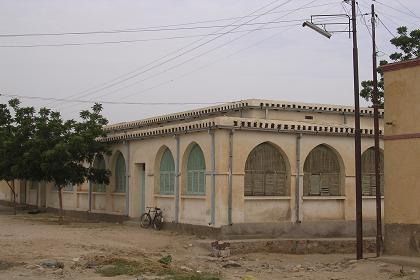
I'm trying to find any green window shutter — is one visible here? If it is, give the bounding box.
[244,143,287,196]
[186,144,206,195]
[115,153,126,193]
[159,148,175,194]
[303,145,341,196]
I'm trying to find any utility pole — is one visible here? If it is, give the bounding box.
[302,0,363,260]
[371,3,383,257]
[351,0,363,260]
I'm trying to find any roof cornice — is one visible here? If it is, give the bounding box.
[103,116,383,143]
[105,99,384,133]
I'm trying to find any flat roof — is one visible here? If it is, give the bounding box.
[381,58,420,73]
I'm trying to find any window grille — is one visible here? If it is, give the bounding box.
[115,153,126,193]
[159,148,175,194]
[186,144,206,195]
[361,147,384,196]
[303,145,341,196]
[93,155,107,192]
[244,143,287,196]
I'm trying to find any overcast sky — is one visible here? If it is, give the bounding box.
[0,0,419,124]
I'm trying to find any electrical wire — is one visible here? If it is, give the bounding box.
[376,16,397,38]
[60,0,323,113]
[54,0,296,110]
[357,3,372,38]
[59,0,320,112]
[63,0,340,116]
[373,0,420,20]
[394,0,419,19]
[0,21,306,48]
[0,2,337,38]
[0,93,225,105]
[48,0,293,108]
[59,24,299,111]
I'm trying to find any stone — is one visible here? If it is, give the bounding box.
[40,260,64,269]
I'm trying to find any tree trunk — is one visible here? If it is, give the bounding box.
[58,187,64,224]
[6,181,16,215]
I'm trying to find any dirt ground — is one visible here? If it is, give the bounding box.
[0,206,419,280]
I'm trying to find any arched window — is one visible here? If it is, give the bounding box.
[244,143,288,196]
[93,155,107,192]
[186,144,206,195]
[115,153,126,193]
[361,147,384,196]
[303,145,341,196]
[160,148,175,194]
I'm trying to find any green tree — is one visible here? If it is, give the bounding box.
[0,99,36,214]
[0,99,111,222]
[360,26,420,107]
[36,103,111,223]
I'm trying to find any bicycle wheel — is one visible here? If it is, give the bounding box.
[140,213,152,228]
[153,213,163,230]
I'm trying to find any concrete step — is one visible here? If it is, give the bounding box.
[222,233,377,240]
[196,237,376,255]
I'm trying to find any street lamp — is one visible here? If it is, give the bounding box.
[302,21,332,39]
[303,0,364,260]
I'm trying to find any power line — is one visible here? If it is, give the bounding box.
[60,0,322,112]
[63,0,341,115]
[54,0,296,109]
[112,0,343,102]
[119,26,300,102]
[373,0,420,20]
[356,4,390,58]
[376,16,397,38]
[0,93,225,105]
[63,0,340,116]
[0,21,305,48]
[66,24,309,114]
[394,0,419,18]
[49,0,293,108]
[357,3,372,38]
[0,2,337,38]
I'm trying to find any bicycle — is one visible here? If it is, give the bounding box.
[140,207,164,230]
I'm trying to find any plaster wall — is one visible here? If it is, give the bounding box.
[383,60,420,256]
[384,65,420,225]
[0,181,11,201]
[0,100,386,233]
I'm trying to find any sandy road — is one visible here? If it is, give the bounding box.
[0,206,419,280]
